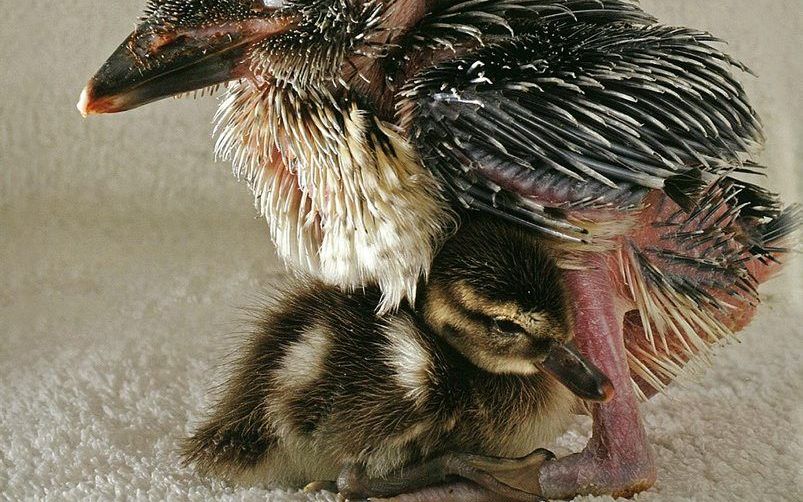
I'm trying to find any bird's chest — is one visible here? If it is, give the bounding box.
[224,87,451,310]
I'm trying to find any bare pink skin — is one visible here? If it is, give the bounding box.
[621,190,780,397]
[537,254,657,499]
[534,190,782,497]
[533,190,783,497]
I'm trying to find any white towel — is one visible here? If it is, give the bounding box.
[1,0,800,500]
[2,207,800,500]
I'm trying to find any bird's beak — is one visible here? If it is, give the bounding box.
[77,16,295,117]
[538,341,614,402]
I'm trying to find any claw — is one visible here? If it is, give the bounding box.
[304,480,338,493]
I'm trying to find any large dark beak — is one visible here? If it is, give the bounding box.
[77,17,294,116]
[538,341,614,402]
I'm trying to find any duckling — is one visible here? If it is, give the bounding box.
[182,216,612,501]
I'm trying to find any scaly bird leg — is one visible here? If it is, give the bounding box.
[337,449,555,501]
[538,253,656,499]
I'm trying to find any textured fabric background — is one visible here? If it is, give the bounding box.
[1,1,800,500]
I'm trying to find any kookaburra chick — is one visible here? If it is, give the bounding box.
[79,0,799,498]
[183,216,613,501]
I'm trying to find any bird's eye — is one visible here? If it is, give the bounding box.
[492,318,526,335]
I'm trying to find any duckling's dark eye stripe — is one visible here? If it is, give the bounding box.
[451,301,525,335]
[451,302,495,326]
[492,318,526,335]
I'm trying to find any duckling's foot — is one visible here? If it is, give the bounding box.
[337,449,553,501]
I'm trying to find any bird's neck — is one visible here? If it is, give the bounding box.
[216,81,451,311]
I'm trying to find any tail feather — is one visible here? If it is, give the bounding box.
[729,178,783,219]
[713,177,801,262]
[181,412,275,478]
[759,203,802,248]
[664,168,706,212]
[181,332,281,479]
[622,177,799,399]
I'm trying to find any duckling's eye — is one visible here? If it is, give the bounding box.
[492,318,526,336]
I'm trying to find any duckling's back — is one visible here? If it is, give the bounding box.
[182,280,575,486]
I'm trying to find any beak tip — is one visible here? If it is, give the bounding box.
[77,86,92,117]
[599,379,615,402]
[77,83,120,116]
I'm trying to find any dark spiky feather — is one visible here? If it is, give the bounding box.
[142,0,258,25]
[619,177,800,397]
[404,0,655,52]
[759,204,801,252]
[402,21,764,240]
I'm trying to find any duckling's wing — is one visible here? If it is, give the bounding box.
[402,22,763,240]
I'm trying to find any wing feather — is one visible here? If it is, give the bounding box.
[402,22,764,238]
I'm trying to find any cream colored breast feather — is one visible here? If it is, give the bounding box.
[215,81,452,311]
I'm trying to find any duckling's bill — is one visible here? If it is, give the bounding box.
[539,341,614,402]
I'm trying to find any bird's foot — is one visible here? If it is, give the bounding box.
[539,439,656,499]
[336,448,555,501]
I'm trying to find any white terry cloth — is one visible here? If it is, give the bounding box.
[1,0,800,500]
[1,206,801,501]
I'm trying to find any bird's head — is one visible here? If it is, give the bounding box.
[78,0,387,116]
[77,0,457,313]
[420,216,613,402]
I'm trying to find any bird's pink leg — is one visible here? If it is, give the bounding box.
[539,253,656,499]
